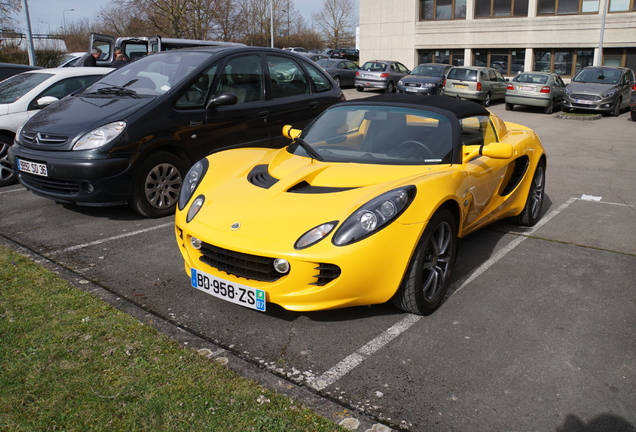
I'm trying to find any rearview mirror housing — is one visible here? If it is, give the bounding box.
[282,125,302,140]
[463,142,514,163]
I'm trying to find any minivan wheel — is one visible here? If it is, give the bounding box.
[611,98,622,117]
[131,151,186,218]
[0,135,17,187]
[482,92,492,107]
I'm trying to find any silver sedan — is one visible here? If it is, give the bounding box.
[505,72,565,114]
[355,60,410,93]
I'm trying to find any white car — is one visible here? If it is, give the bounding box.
[0,67,110,186]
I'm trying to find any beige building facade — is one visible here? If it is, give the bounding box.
[359,0,636,76]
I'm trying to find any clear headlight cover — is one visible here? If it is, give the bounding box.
[178,158,209,211]
[295,221,338,250]
[601,89,617,98]
[333,186,416,246]
[73,121,126,151]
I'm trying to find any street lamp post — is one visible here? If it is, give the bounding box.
[63,8,74,34]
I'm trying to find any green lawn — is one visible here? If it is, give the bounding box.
[0,244,345,431]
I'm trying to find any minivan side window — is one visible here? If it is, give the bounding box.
[216,55,265,104]
[267,55,310,99]
[175,65,218,109]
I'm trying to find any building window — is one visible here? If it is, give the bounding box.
[418,49,465,66]
[537,0,599,14]
[472,49,525,74]
[533,50,594,75]
[475,0,529,16]
[608,0,636,11]
[420,0,467,19]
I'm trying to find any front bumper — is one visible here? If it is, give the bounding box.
[397,86,437,95]
[562,94,616,112]
[8,143,138,206]
[175,215,425,312]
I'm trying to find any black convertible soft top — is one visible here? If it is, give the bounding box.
[344,94,490,119]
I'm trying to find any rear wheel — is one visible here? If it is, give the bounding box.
[356,86,364,92]
[544,99,555,114]
[482,92,492,107]
[510,160,546,226]
[505,102,514,111]
[0,135,16,187]
[631,109,636,121]
[130,151,186,218]
[386,81,395,93]
[391,207,458,315]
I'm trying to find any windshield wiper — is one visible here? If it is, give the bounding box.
[86,80,141,98]
[296,137,324,161]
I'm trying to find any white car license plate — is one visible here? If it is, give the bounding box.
[16,158,48,177]
[518,85,534,91]
[406,88,418,93]
[574,99,594,105]
[191,268,266,311]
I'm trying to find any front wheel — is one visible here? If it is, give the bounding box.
[391,207,458,315]
[0,135,17,187]
[130,151,186,218]
[611,98,622,117]
[333,76,341,87]
[510,160,546,226]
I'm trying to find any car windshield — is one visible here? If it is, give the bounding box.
[513,73,548,84]
[573,68,621,84]
[0,72,52,103]
[79,51,213,97]
[289,105,454,165]
[446,68,478,81]
[411,65,445,77]
[360,62,387,72]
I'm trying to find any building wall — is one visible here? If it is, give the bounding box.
[359,0,636,73]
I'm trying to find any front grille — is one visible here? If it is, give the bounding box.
[21,129,69,147]
[405,83,421,88]
[20,173,80,195]
[199,242,282,282]
[569,93,601,102]
[311,263,341,286]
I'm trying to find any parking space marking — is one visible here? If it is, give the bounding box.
[49,222,173,255]
[0,188,26,195]
[308,197,578,392]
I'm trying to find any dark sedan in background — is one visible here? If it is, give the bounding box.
[316,58,359,88]
[9,46,344,218]
[397,63,452,95]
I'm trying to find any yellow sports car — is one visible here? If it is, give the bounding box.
[175,95,546,315]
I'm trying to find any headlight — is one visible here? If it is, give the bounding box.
[178,158,209,211]
[187,195,205,223]
[295,221,338,250]
[73,121,126,150]
[423,83,434,88]
[333,186,416,246]
[564,87,571,95]
[398,80,404,86]
[601,89,616,98]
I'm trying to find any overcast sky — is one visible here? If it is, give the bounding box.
[18,0,359,35]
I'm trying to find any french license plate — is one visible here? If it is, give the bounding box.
[518,85,534,91]
[574,99,594,105]
[453,84,467,88]
[191,268,266,311]
[16,158,48,177]
[406,88,419,93]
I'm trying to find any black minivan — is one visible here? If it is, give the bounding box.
[9,46,344,217]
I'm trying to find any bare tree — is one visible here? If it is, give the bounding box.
[1,0,21,34]
[312,0,356,49]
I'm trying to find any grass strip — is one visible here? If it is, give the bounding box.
[0,245,345,432]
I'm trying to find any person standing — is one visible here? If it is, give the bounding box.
[84,48,102,67]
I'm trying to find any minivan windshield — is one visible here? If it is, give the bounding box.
[80,51,212,97]
[573,68,621,84]
[0,73,51,104]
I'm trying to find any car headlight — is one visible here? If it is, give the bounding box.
[564,87,571,95]
[178,158,209,211]
[423,83,434,88]
[73,121,126,150]
[333,186,416,246]
[398,80,404,86]
[601,89,617,98]
[295,221,338,250]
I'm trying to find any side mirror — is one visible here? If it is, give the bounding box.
[282,125,301,140]
[463,142,514,164]
[35,96,59,108]
[207,92,238,109]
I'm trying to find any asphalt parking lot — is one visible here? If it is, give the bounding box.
[1,89,634,431]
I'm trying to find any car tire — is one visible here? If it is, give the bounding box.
[386,81,395,94]
[505,102,514,111]
[631,109,636,121]
[333,76,341,87]
[611,98,622,117]
[510,160,546,227]
[544,99,555,114]
[391,207,458,315]
[356,86,364,92]
[130,151,186,218]
[482,92,492,107]
[0,134,17,187]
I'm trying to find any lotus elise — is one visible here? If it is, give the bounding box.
[175,94,547,315]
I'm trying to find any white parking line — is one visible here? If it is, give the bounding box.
[0,188,26,195]
[49,222,173,255]
[307,197,578,392]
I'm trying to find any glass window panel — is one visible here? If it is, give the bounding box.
[436,0,453,18]
[451,50,465,66]
[581,0,599,11]
[474,52,488,67]
[511,51,525,73]
[534,51,551,71]
[609,0,630,11]
[475,0,492,16]
[537,0,556,13]
[421,0,434,19]
[576,50,594,74]
[558,0,579,13]
[493,0,512,15]
[554,50,573,74]
[514,0,529,15]
[455,0,468,17]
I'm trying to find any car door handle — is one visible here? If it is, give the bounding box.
[258,111,269,118]
[309,102,317,108]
